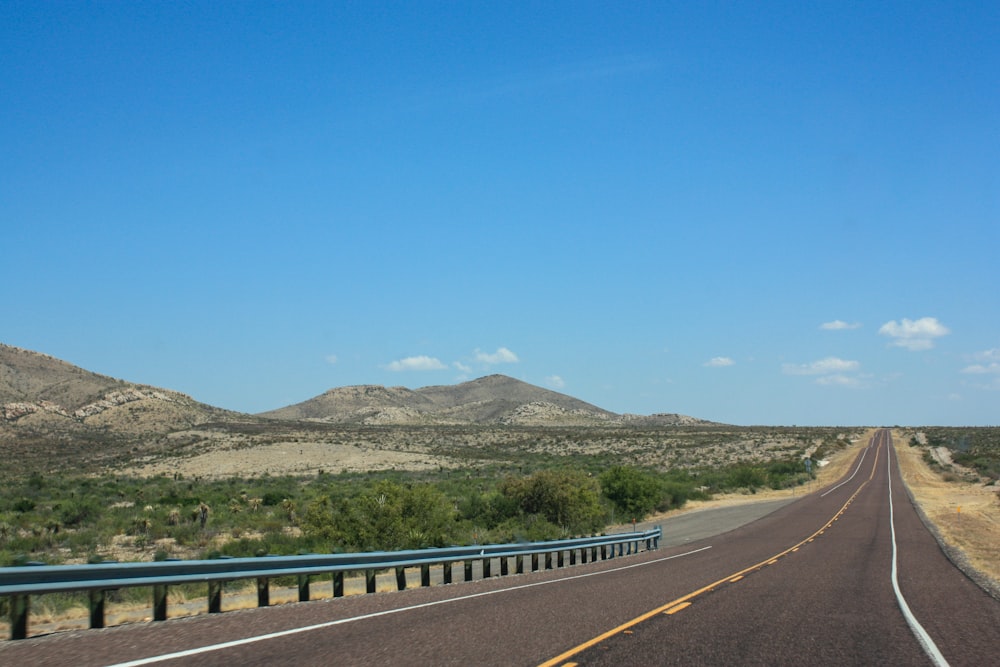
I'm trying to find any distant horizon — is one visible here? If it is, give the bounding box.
[3,4,997,427]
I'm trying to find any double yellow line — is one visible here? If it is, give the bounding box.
[539,437,883,667]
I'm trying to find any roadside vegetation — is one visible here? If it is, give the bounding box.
[0,427,850,567]
[909,426,1000,483]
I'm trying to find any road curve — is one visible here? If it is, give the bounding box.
[2,430,997,666]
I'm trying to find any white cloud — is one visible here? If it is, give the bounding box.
[879,317,950,351]
[475,347,519,365]
[704,357,735,367]
[820,320,862,330]
[546,375,566,389]
[962,362,1000,375]
[453,361,472,374]
[325,354,338,365]
[385,355,447,372]
[782,357,860,376]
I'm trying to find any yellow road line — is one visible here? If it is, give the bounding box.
[538,439,883,667]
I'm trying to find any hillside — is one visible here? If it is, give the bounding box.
[259,374,627,425]
[1,343,714,473]
[0,344,245,470]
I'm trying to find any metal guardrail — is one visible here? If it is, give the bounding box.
[1,527,660,640]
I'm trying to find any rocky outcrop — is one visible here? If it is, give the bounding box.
[3,388,181,423]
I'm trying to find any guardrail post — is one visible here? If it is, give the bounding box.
[464,560,473,582]
[516,555,524,574]
[298,574,310,602]
[600,545,607,560]
[153,584,168,621]
[569,549,576,566]
[443,561,453,584]
[421,563,431,587]
[208,581,222,613]
[500,556,509,576]
[333,571,344,597]
[257,577,270,607]
[88,589,106,629]
[531,553,539,571]
[366,569,376,594]
[654,527,661,549]
[395,566,407,591]
[544,552,552,570]
[482,557,491,578]
[10,593,28,640]
[557,551,564,568]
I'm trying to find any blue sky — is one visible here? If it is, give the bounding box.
[2,2,997,426]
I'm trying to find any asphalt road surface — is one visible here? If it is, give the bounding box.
[3,429,998,666]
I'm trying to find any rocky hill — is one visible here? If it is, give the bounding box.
[3,342,714,443]
[0,343,241,437]
[259,374,712,427]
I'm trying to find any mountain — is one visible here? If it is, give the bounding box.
[2,343,714,435]
[0,343,240,435]
[258,374,709,426]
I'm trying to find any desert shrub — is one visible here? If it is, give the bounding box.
[301,480,458,551]
[497,469,606,534]
[600,466,662,519]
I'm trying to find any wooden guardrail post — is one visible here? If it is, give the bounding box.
[153,584,168,621]
[208,581,222,613]
[366,569,376,594]
[395,566,407,591]
[88,589,106,629]
[420,563,431,587]
[443,561,453,584]
[298,574,310,602]
[333,571,344,597]
[257,577,270,607]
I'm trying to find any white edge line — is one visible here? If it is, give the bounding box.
[821,438,870,497]
[886,433,950,667]
[107,546,713,667]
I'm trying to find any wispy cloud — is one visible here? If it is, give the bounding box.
[820,320,862,330]
[325,354,338,365]
[783,357,860,376]
[704,357,735,367]
[546,375,566,389]
[879,317,950,351]
[475,347,519,365]
[453,361,472,374]
[474,56,657,100]
[962,362,1000,375]
[385,355,447,372]
[816,374,862,387]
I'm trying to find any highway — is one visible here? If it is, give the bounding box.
[3,429,998,666]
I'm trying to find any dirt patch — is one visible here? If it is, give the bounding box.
[894,429,1000,591]
[120,440,461,478]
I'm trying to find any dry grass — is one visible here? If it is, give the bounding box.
[894,429,1000,588]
